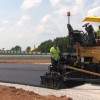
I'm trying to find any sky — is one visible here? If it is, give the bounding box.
[0,0,100,50]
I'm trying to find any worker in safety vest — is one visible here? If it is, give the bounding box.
[96,25,100,39]
[50,43,60,68]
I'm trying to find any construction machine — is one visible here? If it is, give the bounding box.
[40,12,100,89]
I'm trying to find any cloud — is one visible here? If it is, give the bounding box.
[55,7,68,16]
[21,0,42,10]
[53,0,84,16]
[34,14,52,35]
[76,0,84,6]
[35,13,67,41]
[2,0,98,50]
[49,0,60,7]
[34,0,86,43]
[35,24,45,34]
[91,0,100,7]
[64,0,70,2]
[41,14,51,23]
[87,6,100,16]
[2,20,10,24]
[0,27,5,32]
[16,15,31,27]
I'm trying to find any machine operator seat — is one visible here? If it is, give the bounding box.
[67,24,83,45]
[85,25,96,45]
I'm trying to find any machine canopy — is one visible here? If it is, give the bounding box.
[83,16,100,23]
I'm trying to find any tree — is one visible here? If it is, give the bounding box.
[11,47,15,51]
[14,45,21,51]
[26,46,31,52]
[37,37,71,53]
[54,37,68,52]
[2,48,5,51]
[38,40,54,53]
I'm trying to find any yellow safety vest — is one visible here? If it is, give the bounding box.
[50,47,60,61]
[97,29,100,37]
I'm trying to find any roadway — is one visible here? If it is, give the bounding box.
[0,63,48,86]
[0,63,100,100]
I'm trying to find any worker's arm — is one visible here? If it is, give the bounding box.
[50,51,54,58]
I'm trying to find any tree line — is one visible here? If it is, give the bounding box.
[10,45,31,52]
[37,36,74,53]
[36,29,88,53]
[3,36,74,53]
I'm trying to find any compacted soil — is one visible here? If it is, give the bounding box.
[0,59,50,64]
[0,85,72,100]
[0,59,72,100]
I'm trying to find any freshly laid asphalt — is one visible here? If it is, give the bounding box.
[0,63,100,100]
[0,63,48,86]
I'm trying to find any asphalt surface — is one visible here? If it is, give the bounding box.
[0,63,99,100]
[0,63,48,86]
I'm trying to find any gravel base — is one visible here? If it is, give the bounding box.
[0,82,99,100]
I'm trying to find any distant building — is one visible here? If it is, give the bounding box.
[30,45,36,52]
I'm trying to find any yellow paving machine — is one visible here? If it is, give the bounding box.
[40,13,100,89]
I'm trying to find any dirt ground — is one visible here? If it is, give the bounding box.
[0,85,72,100]
[0,59,50,64]
[0,59,73,100]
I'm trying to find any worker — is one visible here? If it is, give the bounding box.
[96,25,100,39]
[50,43,60,70]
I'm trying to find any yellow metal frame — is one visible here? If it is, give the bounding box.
[76,43,100,63]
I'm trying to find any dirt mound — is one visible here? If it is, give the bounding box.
[0,85,72,100]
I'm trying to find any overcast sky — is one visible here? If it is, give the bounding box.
[0,0,100,50]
